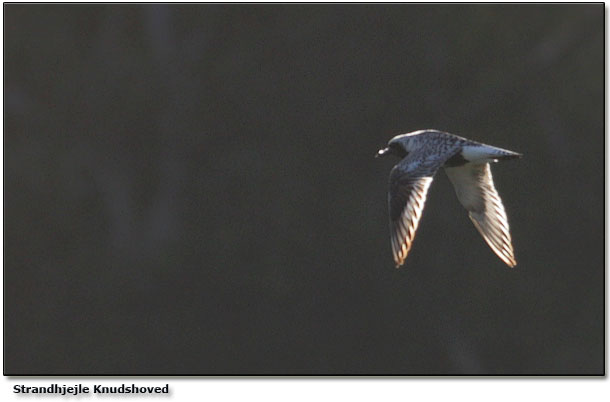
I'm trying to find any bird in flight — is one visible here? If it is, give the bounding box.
[376,129,521,268]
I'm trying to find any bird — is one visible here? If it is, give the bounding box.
[376,129,522,268]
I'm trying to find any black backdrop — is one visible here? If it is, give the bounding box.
[4,4,604,375]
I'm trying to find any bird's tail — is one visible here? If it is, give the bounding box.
[495,151,522,160]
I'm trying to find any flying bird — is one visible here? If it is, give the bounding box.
[376,129,521,268]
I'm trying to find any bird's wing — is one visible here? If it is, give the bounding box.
[444,163,516,267]
[388,151,452,267]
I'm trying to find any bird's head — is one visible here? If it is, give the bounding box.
[375,135,412,159]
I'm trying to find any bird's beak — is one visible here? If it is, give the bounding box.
[375,147,390,158]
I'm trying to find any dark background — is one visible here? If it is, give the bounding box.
[4,4,604,375]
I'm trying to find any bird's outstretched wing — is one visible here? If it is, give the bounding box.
[444,163,516,267]
[388,151,454,267]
